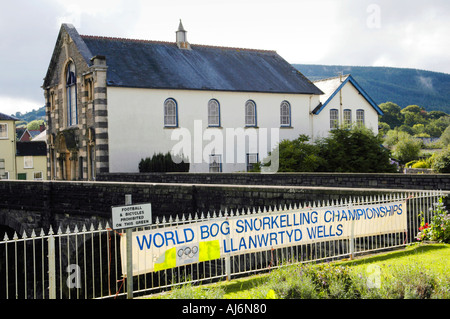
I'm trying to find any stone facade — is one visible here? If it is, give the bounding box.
[43,25,109,181]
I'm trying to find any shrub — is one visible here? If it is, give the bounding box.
[316,126,398,173]
[165,283,225,299]
[431,147,450,173]
[377,264,437,299]
[139,152,190,172]
[411,160,430,169]
[256,263,360,299]
[416,197,450,243]
[272,135,325,172]
[392,136,422,164]
[253,265,319,299]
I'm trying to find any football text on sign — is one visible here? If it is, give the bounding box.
[112,203,152,229]
[120,201,407,275]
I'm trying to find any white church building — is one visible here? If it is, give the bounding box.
[42,22,382,179]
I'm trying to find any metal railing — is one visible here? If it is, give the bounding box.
[0,190,445,299]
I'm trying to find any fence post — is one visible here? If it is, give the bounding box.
[48,227,56,299]
[125,194,133,299]
[349,203,355,260]
[225,255,231,281]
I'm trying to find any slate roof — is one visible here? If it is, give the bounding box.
[16,141,47,156]
[0,112,18,121]
[66,22,323,95]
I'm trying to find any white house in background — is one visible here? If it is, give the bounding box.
[43,22,381,178]
[311,74,383,139]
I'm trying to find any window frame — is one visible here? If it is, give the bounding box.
[245,100,257,127]
[164,98,179,128]
[343,109,352,128]
[246,153,259,172]
[209,154,222,173]
[330,109,339,129]
[24,156,33,169]
[280,100,291,127]
[34,171,43,180]
[0,123,8,139]
[0,159,6,180]
[66,61,78,127]
[356,109,365,127]
[207,99,221,127]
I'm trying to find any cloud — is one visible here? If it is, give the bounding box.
[0,0,449,116]
[313,0,450,73]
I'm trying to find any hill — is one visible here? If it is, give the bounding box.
[294,64,450,113]
[13,106,45,123]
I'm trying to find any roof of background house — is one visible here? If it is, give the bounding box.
[312,74,383,115]
[47,24,323,95]
[16,141,47,156]
[0,112,18,121]
[16,127,31,141]
[29,130,43,139]
[32,130,47,141]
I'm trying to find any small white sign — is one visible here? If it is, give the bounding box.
[112,203,152,230]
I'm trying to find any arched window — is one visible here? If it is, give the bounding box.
[66,61,77,126]
[164,98,178,127]
[245,100,257,127]
[280,101,291,127]
[356,109,365,127]
[330,109,339,129]
[343,109,352,127]
[208,99,220,127]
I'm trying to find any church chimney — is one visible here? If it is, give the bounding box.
[176,20,191,50]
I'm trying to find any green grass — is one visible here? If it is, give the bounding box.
[337,243,450,276]
[145,243,450,299]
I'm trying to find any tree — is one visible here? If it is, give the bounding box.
[378,122,391,136]
[273,135,325,172]
[428,110,448,120]
[392,135,422,165]
[379,102,404,128]
[401,104,425,114]
[440,125,450,147]
[431,147,450,173]
[315,126,398,173]
[384,130,411,148]
[425,116,450,137]
[27,120,45,131]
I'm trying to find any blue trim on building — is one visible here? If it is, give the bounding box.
[314,75,383,116]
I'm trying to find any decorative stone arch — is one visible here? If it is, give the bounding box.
[56,129,80,181]
[61,58,78,128]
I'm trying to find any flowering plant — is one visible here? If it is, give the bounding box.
[416,221,430,241]
[416,197,450,243]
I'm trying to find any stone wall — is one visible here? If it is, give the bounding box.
[0,179,424,233]
[97,172,450,190]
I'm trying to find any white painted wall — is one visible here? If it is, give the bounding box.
[106,87,320,173]
[312,81,379,141]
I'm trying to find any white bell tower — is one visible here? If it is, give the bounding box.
[176,20,191,50]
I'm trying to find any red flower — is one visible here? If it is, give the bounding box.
[419,223,429,231]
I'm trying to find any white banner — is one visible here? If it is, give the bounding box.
[121,200,407,276]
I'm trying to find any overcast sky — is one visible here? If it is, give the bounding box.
[0,0,449,116]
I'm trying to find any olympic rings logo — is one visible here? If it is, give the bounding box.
[177,245,199,259]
